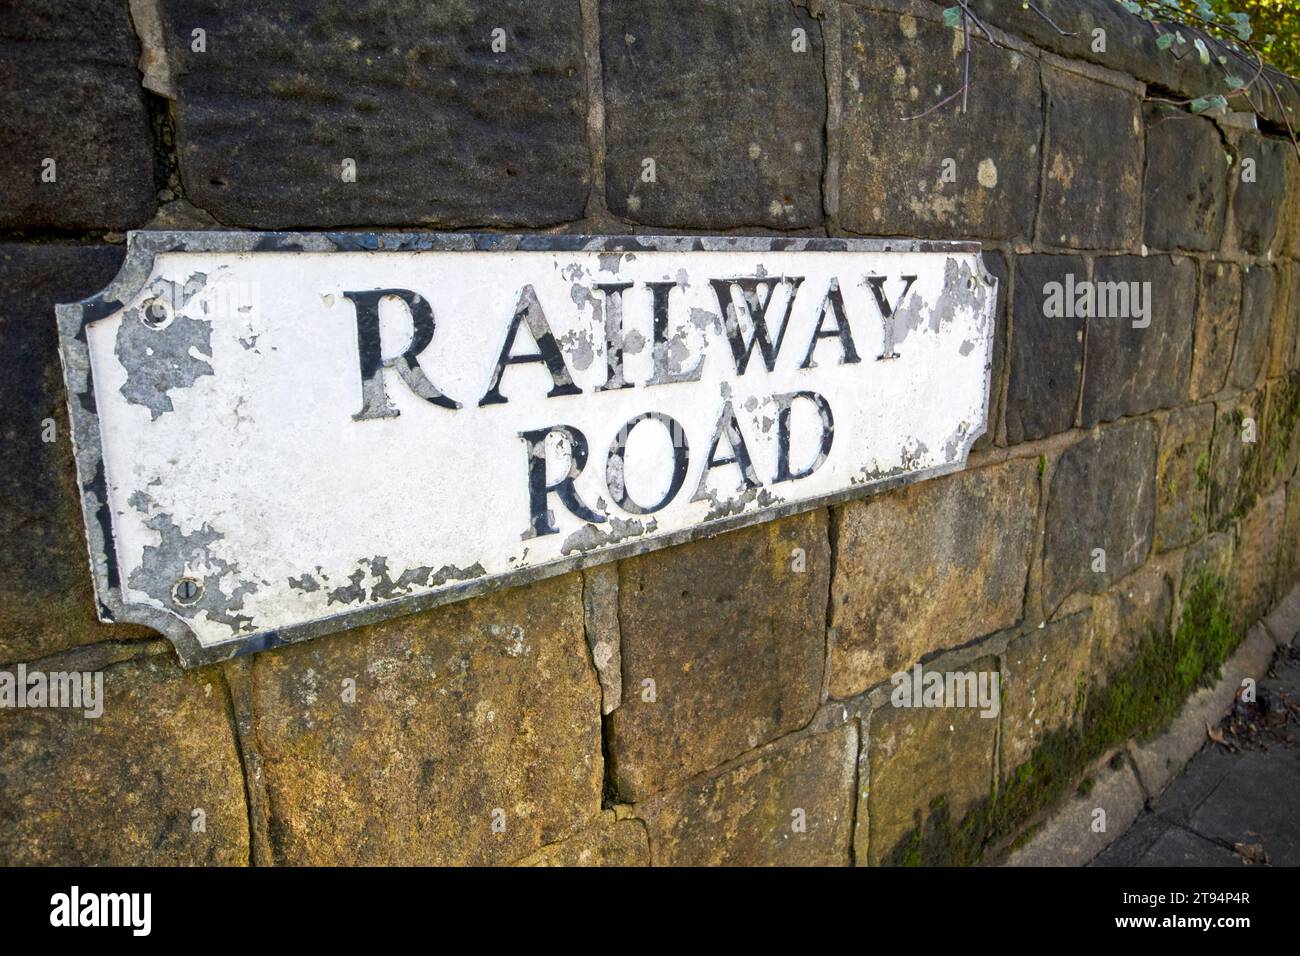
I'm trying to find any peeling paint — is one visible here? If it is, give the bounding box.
[56,231,995,667]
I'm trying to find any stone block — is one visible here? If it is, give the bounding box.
[160,0,590,227]
[1042,420,1157,613]
[1190,261,1241,400]
[1039,67,1142,250]
[0,647,248,864]
[829,458,1037,698]
[864,661,997,865]
[1082,255,1196,425]
[0,0,155,229]
[1005,254,1086,443]
[1230,264,1276,390]
[837,7,1040,241]
[246,573,604,865]
[1154,403,1214,552]
[601,0,824,229]
[1142,107,1227,252]
[1231,133,1287,255]
[1001,612,1094,775]
[639,724,857,866]
[515,810,649,867]
[608,511,829,800]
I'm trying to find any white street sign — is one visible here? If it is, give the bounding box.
[57,232,997,666]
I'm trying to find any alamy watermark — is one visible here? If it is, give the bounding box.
[1043,273,1152,329]
[0,665,103,718]
[890,663,1000,718]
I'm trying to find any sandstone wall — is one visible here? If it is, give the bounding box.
[1,0,1298,865]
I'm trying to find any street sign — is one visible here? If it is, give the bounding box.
[57,232,997,666]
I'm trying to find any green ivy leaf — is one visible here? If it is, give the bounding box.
[1194,37,1210,66]
[1156,33,1174,51]
[1121,1,1141,13]
[1225,75,1245,90]
[1190,95,1227,114]
[943,5,962,28]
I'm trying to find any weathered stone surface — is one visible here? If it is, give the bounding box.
[1154,404,1214,552]
[1039,68,1142,250]
[1001,612,1094,775]
[1270,264,1300,381]
[963,0,1217,109]
[1233,488,1284,630]
[837,8,1040,241]
[608,512,828,800]
[1082,255,1196,426]
[0,1,155,229]
[1278,148,1300,261]
[601,0,824,229]
[829,458,1038,699]
[0,646,248,864]
[1231,134,1288,255]
[0,244,156,665]
[1207,391,1263,531]
[864,659,997,865]
[515,810,649,867]
[638,724,856,866]
[1176,531,1234,635]
[974,249,1009,451]
[1190,261,1242,400]
[1281,477,1300,597]
[1006,254,1086,444]
[246,574,604,865]
[1042,420,1157,613]
[1090,557,1176,682]
[159,0,589,228]
[1230,265,1276,391]
[1142,107,1226,252]
[1264,373,1300,491]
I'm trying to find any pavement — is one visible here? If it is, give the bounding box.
[1093,636,1300,867]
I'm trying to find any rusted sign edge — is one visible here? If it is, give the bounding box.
[55,231,995,669]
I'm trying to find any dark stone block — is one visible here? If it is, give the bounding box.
[601,0,825,229]
[1039,67,1142,250]
[1082,255,1195,426]
[1190,261,1241,400]
[159,0,590,227]
[0,243,156,663]
[974,250,1009,451]
[0,0,156,229]
[837,7,1040,241]
[1142,107,1226,252]
[1231,134,1287,255]
[1006,255,1085,444]
[1042,419,1156,612]
[1230,265,1275,390]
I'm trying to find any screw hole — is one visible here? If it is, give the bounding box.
[142,297,174,329]
[173,577,204,606]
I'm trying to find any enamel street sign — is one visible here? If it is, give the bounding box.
[57,232,998,667]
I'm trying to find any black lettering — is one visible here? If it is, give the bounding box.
[481,285,583,406]
[866,273,917,360]
[690,400,760,501]
[710,276,805,374]
[519,425,604,539]
[607,412,689,515]
[800,280,861,368]
[344,288,460,421]
[773,391,834,483]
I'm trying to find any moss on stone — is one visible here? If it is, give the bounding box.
[877,571,1239,865]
